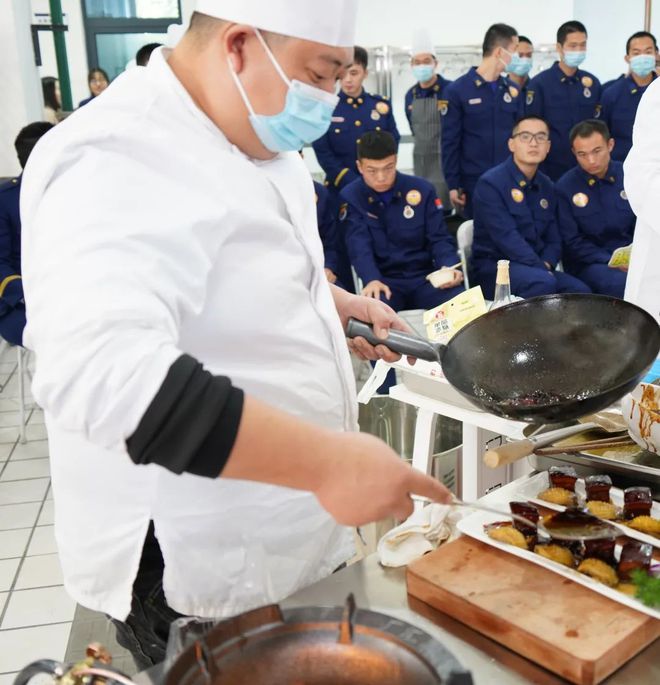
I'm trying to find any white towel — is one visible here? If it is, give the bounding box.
[377,503,465,567]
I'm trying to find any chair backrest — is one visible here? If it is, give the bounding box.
[456,220,474,289]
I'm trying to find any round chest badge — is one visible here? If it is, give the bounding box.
[371,110,381,121]
[509,85,519,98]
[503,92,512,103]
[540,198,549,209]
[511,188,524,203]
[581,76,593,88]
[376,102,390,115]
[583,87,592,98]
[620,189,628,200]
[572,192,589,208]
[406,190,422,206]
[403,205,415,219]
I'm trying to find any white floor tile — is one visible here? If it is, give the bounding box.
[0,502,41,530]
[0,529,30,560]
[0,558,20,591]
[0,592,6,614]
[26,526,57,556]
[15,554,63,590]
[0,673,19,685]
[0,444,12,461]
[0,413,20,428]
[0,622,72,671]
[25,425,48,441]
[45,485,52,501]
[0,479,49,506]
[28,410,45,426]
[37,500,54,526]
[0,428,19,444]
[0,398,21,412]
[2,585,76,629]
[0,459,50,483]
[9,441,48,461]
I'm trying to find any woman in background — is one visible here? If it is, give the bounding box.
[79,68,110,107]
[41,76,62,124]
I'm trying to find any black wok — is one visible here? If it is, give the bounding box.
[347,294,660,423]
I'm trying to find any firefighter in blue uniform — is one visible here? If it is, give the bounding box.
[313,180,342,288]
[600,31,658,162]
[404,29,452,208]
[340,131,463,311]
[313,45,400,291]
[471,115,591,298]
[556,120,635,298]
[526,20,602,181]
[0,122,53,346]
[441,23,524,219]
[506,35,534,101]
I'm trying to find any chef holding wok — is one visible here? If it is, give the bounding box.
[20,0,452,668]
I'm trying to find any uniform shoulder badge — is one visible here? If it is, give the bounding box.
[526,90,534,106]
[581,75,593,88]
[583,87,592,98]
[339,203,348,221]
[370,110,381,120]
[511,188,524,203]
[435,198,443,209]
[572,192,589,208]
[375,101,390,115]
[438,99,448,115]
[540,198,549,209]
[503,92,512,103]
[406,189,422,206]
[403,205,415,219]
[620,189,628,201]
[594,104,602,118]
[509,85,519,98]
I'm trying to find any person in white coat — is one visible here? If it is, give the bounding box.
[623,76,660,323]
[20,0,451,669]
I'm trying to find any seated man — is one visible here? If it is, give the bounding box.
[313,180,343,288]
[340,130,464,311]
[471,115,591,298]
[0,122,53,345]
[556,119,635,298]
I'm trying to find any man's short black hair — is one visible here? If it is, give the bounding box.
[569,119,611,145]
[136,42,163,66]
[482,23,518,57]
[518,35,533,46]
[14,122,54,168]
[357,131,397,160]
[352,46,368,69]
[626,30,658,54]
[557,21,588,45]
[512,115,549,135]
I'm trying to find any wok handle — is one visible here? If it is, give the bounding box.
[484,439,535,468]
[346,318,443,363]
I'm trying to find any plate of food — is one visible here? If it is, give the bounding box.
[457,471,660,620]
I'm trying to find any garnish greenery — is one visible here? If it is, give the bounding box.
[631,569,660,608]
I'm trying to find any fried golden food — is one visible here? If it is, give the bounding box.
[577,558,619,587]
[537,487,576,507]
[616,583,638,597]
[625,516,660,537]
[585,500,618,520]
[534,544,575,567]
[487,525,529,549]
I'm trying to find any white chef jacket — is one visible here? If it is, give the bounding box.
[624,77,660,324]
[20,48,358,621]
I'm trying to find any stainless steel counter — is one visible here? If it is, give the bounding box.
[281,554,660,685]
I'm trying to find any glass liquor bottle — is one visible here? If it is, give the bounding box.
[489,260,516,310]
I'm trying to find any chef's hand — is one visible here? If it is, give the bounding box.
[361,279,391,300]
[314,431,453,526]
[611,264,628,273]
[436,268,464,289]
[449,189,466,210]
[330,286,413,363]
[324,268,338,283]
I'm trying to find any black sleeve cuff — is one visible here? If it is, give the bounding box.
[126,354,244,478]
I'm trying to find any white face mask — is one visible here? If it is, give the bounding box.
[228,29,339,152]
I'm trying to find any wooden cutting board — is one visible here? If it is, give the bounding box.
[407,537,660,685]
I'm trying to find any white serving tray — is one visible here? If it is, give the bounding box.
[457,472,660,620]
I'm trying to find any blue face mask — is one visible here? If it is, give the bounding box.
[412,64,435,83]
[506,55,533,77]
[563,51,587,68]
[230,29,339,153]
[630,54,656,77]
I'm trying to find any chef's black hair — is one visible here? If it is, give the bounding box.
[352,46,368,69]
[14,122,54,168]
[482,24,518,57]
[357,131,398,160]
[569,119,611,145]
[136,43,163,66]
[626,30,658,54]
[518,35,533,46]
[557,21,588,45]
[41,76,60,111]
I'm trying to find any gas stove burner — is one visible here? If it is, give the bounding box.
[164,594,473,685]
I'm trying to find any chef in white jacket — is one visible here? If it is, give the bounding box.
[20,0,451,669]
[624,77,660,323]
